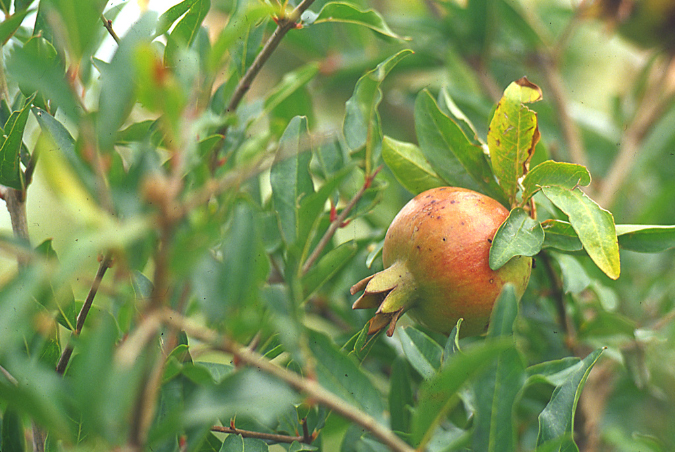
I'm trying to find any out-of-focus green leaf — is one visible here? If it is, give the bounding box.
[388,356,414,435]
[343,49,412,175]
[270,116,314,245]
[164,0,210,66]
[415,90,507,204]
[536,348,605,450]
[578,310,636,339]
[97,12,155,153]
[521,161,591,203]
[542,186,620,280]
[0,94,33,190]
[398,326,443,380]
[47,0,107,60]
[185,368,299,428]
[310,2,409,41]
[315,136,345,178]
[308,330,385,421]
[154,0,198,38]
[489,207,544,270]
[2,407,25,452]
[7,37,77,120]
[263,63,319,117]
[616,224,675,253]
[230,5,267,78]
[0,8,33,44]
[381,135,444,194]
[488,77,542,203]
[473,284,525,452]
[541,220,583,252]
[551,252,591,294]
[302,241,357,299]
[411,339,511,449]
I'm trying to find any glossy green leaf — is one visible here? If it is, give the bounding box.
[415,90,506,204]
[97,12,155,153]
[521,161,591,203]
[442,319,463,365]
[388,356,414,434]
[220,434,269,451]
[311,2,409,41]
[164,0,210,66]
[541,220,583,252]
[302,241,357,299]
[0,7,32,44]
[398,326,443,380]
[526,357,583,387]
[542,186,620,280]
[381,135,445,194]
[489,207,544,270]
[616,224,675,253]
[270,116,314,245]
[343,49,413,175]
[7,37,77,120]
[0,95,33,189]
[537,348,605,450]
[411,339,511,448]
[308,330,385,421]
[472,284,525,452]
[488,77,542,202]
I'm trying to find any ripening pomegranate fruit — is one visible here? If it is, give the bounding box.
[351,187,532,337]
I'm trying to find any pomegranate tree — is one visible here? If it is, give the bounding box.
[351,187,532,337]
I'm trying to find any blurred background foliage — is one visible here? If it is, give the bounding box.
[0,0,674,451]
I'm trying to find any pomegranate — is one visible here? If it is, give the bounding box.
[351,187,532,337]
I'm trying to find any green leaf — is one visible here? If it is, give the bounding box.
[164,0,210,66]
[415,90,506,204]
[411,339,511,449]
[442,319,463,365]
[615,224,675,253]
[343,49,413,175]
[526,357,583,387]
[2,407,26,452]
[154,0,198,38]
[263,63,320,117]
[7,37,77,120]
[536,348,605,450]
[472,285,526,452]
[270,116,314,245]
[551,252,591,294]
[398,326,443,380]
[308,330,385,421]
[0,8,33,44]
[302,241,357,299]
[521,161,591,204]
[47,0,107,60]
[381,135,445,194]
[0,95,33,189]
[541,186,620,280]
[489,207,544,270]
[220,435,269,452]
[488,77,542,202]
[541,220,583,252]
[97,12,155,153]
[311,2,410,41]
[388,356,414,434]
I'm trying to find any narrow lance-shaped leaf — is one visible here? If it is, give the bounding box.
[164,0,210,66]
[473,284,526,452]
[381,135,444,194]
[0,94,34,189]
[343,49,413,175]
[398,326,443,380]
[542,186,620,280]
[270,116,314,245]
[301,241,357,300]
[616,224,675,253]
[489,207,544,270]
[309,2,410,41]
[521,160,591,204]
[389,356,414,434]
[488,77,542,203]
[537,348,605,450]
[415,89,507,204]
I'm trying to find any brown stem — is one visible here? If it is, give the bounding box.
[301,166,381,275]
[101,14,120,44]
[539,252,574,342]
[211,424,313,444]
[161,309,414,452]
[56,252,113,374]
[597,56,675,208]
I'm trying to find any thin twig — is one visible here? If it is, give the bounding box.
[161,309,414,452]
[0,364,18,385]
[597,56,675,208]
[56,252,113,374]
[211,424,313,444]
[101,14,120,44]
[302,166,381,275]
